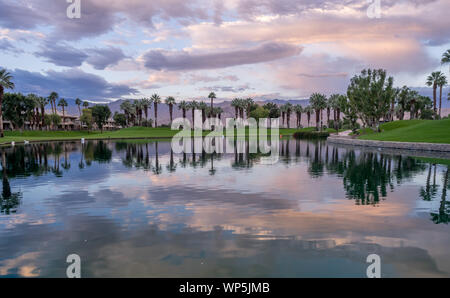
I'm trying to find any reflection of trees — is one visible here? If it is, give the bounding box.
[1,151,21,215]
[430,167,449,224]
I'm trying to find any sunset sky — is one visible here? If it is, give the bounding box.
[1,0,449,102]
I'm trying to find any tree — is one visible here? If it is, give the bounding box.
[309,93,327,131]
[231,98,241,119]
[208,92,216,113]
[178,100,189,119]
[294,105,303,128]
[57,98,68,129]
[437,75,448,118]
[197,101,207,123]
[188,100,198,126]
[426,71,445,119]
[80,108,93,131]
[91,105,111,133]
[151,94,161,127]
[36,96,48,129]
[0,69,14,137]
[113,112,127,127]
[48,92,58,114]
[347,69,395,131]
[165,96,176,124]
[75,98,82,116]
[249,106,269,125]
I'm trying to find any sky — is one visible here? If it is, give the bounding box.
[0,0,449,103]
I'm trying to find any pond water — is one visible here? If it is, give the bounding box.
[0,139,449,277]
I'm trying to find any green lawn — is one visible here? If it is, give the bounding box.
[358,119,450,144]
[0,127,299,145]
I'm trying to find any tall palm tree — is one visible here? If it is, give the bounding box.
[0,69,15,138]
[208,92,216,114]
[426,71,445,119]
[197,101,207,123]
[75,98,82,116]
[437,75,448,118]
[151,94,161,127]
[165,96,176,124]
[36,96,48,130]
[284,103,293,129]
[231,98,240,119]
[294,105,303,128]
[310,93,327,131]
[442,49,450,76]
[178,100,189,119]
[245,98,254,118]
[188,100,198,126]
[48,92,58,114]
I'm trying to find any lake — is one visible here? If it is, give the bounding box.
[0,139,449,277]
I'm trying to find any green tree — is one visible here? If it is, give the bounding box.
[91,105,111,133]
[208,92,216,113]
[165,96,176,124]
[48,92,58,114]
[151,94,161,127]
[437,75,448,118]
[80,108,93,131]
[426,71,445,119]
[57,98,68,129]
[309,93,327,131]
[347,69,395,131]
[113,112,127,127]
[0,69,15,137]
[75,98,82,116]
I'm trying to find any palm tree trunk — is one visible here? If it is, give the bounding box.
[0,87,4,138]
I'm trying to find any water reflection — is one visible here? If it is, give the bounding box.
[0,139,449,277]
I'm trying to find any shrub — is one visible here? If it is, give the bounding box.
[293,131,330,139]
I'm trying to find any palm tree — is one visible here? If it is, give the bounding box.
[141,97,152,121]
[245,98,254,118]
[165,96,176,124]
[36,96,48,130]
[442,49,450,76]
[75,98,82,116]
[151,94,161,127]
[178,100,189,119]
[188,100,198,126]
[310,93,327,131]
[284,103,293,128]
[437,75,448,118]
[197,101,207,123]
[0,69,14,137]
[208,92,216,114]
[426,71,445,119]
[294,105,303,128]
[231,98,241,119]
[58,98,68,129]
[48,92,58,114]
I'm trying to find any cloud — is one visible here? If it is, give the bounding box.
[143,43,303,71]
[9,68,137,101]
[34,44,127,70]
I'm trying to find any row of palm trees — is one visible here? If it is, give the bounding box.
[119,93,224,128]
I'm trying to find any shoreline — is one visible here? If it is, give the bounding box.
[327,136,450,153]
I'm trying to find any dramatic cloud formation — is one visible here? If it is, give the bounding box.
[35,44,127,69]
[143,43,303,71]
[0,0,449,100]
[10,68,137,100]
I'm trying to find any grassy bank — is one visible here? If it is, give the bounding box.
[358,119,450,144]
[0,127,300,145]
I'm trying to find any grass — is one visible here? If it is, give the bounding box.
[0,127,299,145]
[358,119,450,144]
